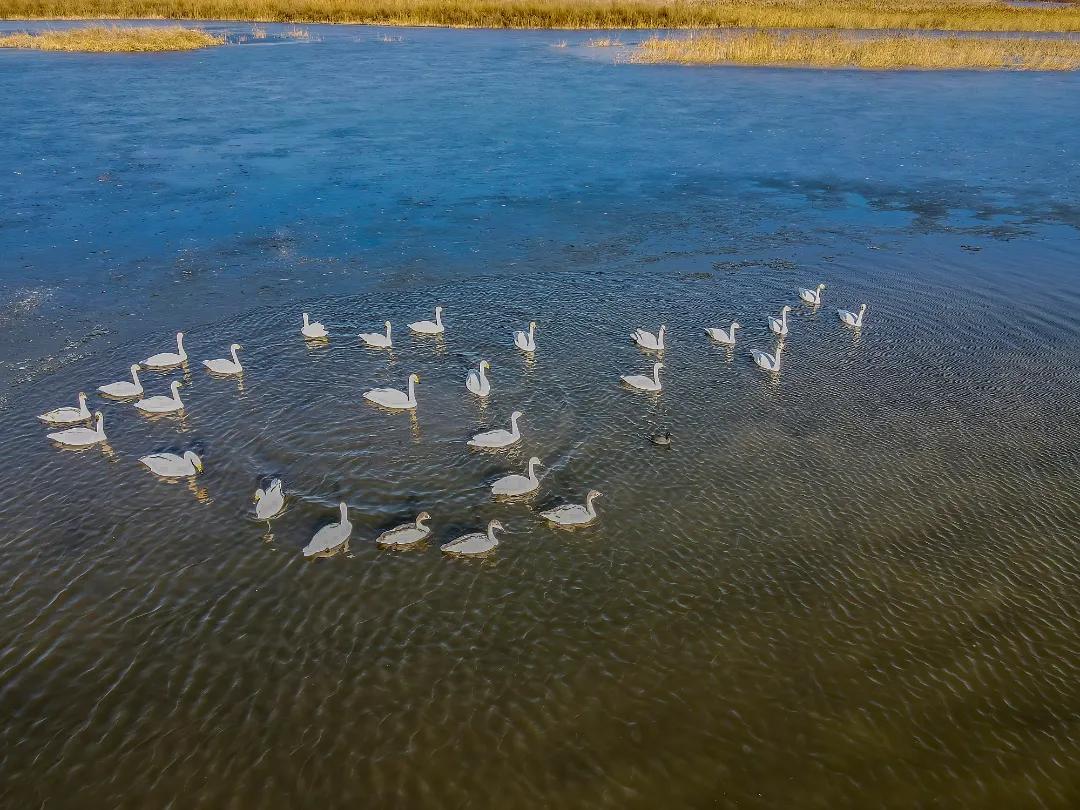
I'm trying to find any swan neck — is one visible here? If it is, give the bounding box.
[230,345,240,364]
[407,377,416,403]
[339,503,348,521]
[586,495,597,516]
[435,309,442,327]
[131,366,140,383]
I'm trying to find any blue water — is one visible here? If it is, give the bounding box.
[2,22,1080,809]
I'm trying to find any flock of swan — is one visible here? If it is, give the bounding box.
[37,288,867,558]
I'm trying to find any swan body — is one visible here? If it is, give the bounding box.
[140,450,203,478]
[143,331,187,369]
[301,312,328,339]
[203,343,242,375]
[466,360,491,398]
[359,321,392,348]
[376,512,432,548]
[514,321,537,353]
[47,411,106,447]
[441,519,504,556]
[621,363,663,392]
[468,410,523,449]
[751,343,783,372]
[409,306,444,335]
[364,373,419,410]
[705,321,741,345]
[38,392,90,425]
[632,325,665,352]
[98,364,143,399]
[134,380,185,414]
[839,303,867,328]
[303,502,352,558]
[254,478,285,520]
[541,490,602,527]
[799,283,826,305]
[768,305,792,337]
[491,457,541,497]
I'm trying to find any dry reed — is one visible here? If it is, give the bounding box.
[3,0,1080,32]
[0,24,225,49]
[629,29,1080,70]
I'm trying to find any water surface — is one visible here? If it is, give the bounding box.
[2,22,1080,809]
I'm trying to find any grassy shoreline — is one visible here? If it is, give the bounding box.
[0,23,224,48]
[2,0,1080,32]
[628,29,1080,69]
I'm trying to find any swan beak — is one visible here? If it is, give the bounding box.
[194,460,204,472]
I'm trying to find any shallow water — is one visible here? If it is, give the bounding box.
[2,22,1080,809]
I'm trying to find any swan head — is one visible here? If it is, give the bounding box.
[732,322,741,330]
[653,363,663,373]
[529,321,537,329]
[481,360,490,370]
[94,411,104,428]
[254,488,264,502]
[488,519,505,533]
[302,312,310,324]
[409,373,420,384]
[781,305,791,314]
[171,380,183,393]
[184,451,203,472]
[510,410,523,421]
[176,331,184,340]
[586,490,602,503]
[131,363,142,373]
[384,321,392,331]
[818,283,827,291]
[435,306,443,315]
[415,511,431,525]
[658,324,666,334]
[859,303,867,312]
[231,343,242,351]
[78,391,87,403]
[338,501,349,518]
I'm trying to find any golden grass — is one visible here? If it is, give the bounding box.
[629,30,1080,70]
[4,0,1080,32]
[0,24,224,49]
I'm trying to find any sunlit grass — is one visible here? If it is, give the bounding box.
[629,30,1080,70]
[3,0,1080,32]
[0,24,224,50]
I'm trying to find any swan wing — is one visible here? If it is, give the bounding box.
[441,532,496,555]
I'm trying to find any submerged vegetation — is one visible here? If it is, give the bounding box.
[628,30,1080,70]
[2,0,1080,31]
[0,24,224,49]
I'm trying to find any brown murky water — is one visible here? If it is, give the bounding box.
[3,21,1080,810]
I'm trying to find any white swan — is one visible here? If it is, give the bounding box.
[514,321,537,353]
[468,410,523,449]
[621,362,662,392]
[705,321,741,345]
[140,450,203,478]
[441,519,504,556]
[143,331,187,369]
[466,360,491,398]
[492,456,541,497]
[254,478,285,521]
[134,380,185,414]
[839,303,867,328]
[47,411,106,447]
[301,312,328,339]
[409,306,444,335]
[203,343,242,375]
[768,305,791,337]
[632,324,665,352]
[799,283,826,305]
[38,392,90,425]
[541,490,602,527]
[376,512,432,548]
[364,373,419,410]
[303,502,352,558]
[751,343,783,372]
[98,364,143,399]
[359,321,392,348]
